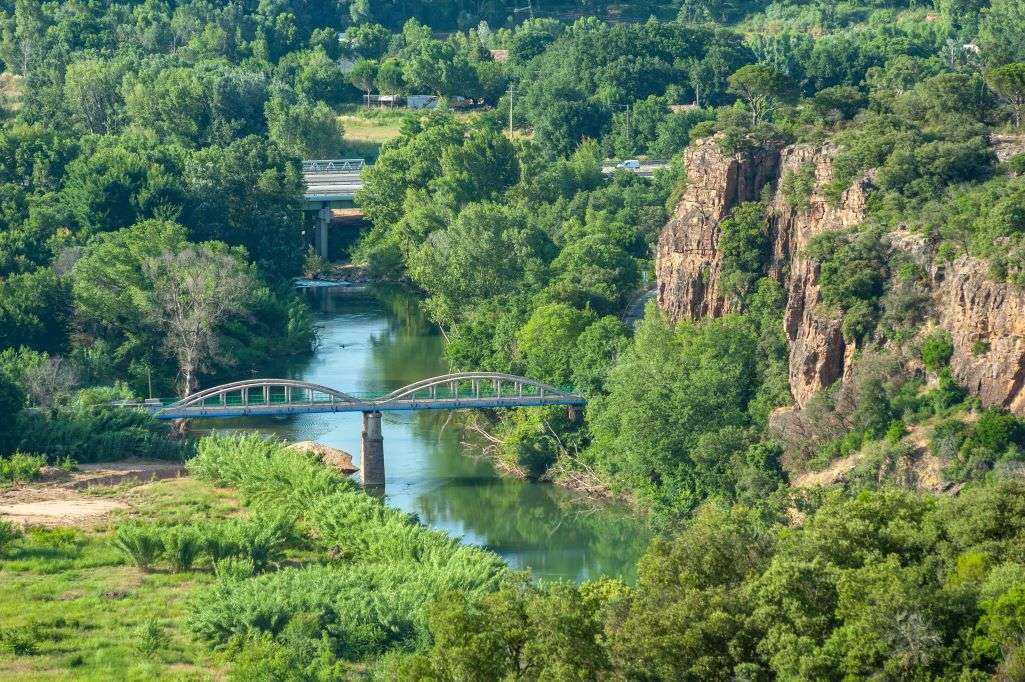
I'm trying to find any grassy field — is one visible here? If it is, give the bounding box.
[0,478,242,681]
[339,108,407,160]
[338,106,489,160]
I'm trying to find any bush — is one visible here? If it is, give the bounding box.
[136,618,168,655]
[0,624,42,655]
[112,523,164,571]
[185,434,506,660]
[229,516,295,573]
[931,419,968,461]
[163,526,202,573]
[920,330,954,372]
[781,163,816,210]
[971,408,1023,453]
[0,452,46,483]
[0,519,21,554]
[1005,153,1025,176]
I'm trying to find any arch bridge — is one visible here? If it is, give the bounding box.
[126,373,585,487]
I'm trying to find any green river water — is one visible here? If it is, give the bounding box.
[204,285,650,582]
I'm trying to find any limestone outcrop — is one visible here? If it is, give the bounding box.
[655,136,1025,414]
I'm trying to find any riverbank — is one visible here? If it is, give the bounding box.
[209,285,651,582]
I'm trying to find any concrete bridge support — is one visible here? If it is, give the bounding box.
[360,411,385,487]
[316,204,331,258]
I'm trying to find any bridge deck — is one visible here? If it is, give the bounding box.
[151,395,584,420]
[117,373,586,420]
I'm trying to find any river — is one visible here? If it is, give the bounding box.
[205,285,650,582]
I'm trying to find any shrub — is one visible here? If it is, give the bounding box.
[931,419,968,461]
[0,520,21,554]
[136,618,167,655]
[229,515,295,573]
[213,557,256,581]
[163,526,202,573]
[1006,153,1025,176]
[971,408,1023,452]
[0,452,46,483]
[920,330,954,371]
[781,163,816,210]
[112,523,164,570]
[0,624,42,655]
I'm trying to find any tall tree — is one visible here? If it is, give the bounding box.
[727,64,799,124]
[986,63,1025,129]
[143,245,252,395]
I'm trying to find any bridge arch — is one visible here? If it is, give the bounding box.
[375,372,576,404]
[162,379,360,413]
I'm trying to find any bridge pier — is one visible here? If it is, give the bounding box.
[568,404,582,423]
[316,204,331,258]
[360,411,385,487]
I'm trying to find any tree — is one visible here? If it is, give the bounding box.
[0,371,24,453]
[183,136,304,276]
[265,97,345,158]
[349,58,379,104]
[376,58,406,95]
[517,304,596,386]
[0,268,71,353]
[727,64,799,124]
[63,58,126,134]
[143,244,252,395]
[435,128,519,207]
[978,0,1025,66]
[986,63,1025,129]
[407,202,550,325]
[342,23,391,60]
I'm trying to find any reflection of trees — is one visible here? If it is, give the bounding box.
[414,472,650,582]
[365,286,449,391]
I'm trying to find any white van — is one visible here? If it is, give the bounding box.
[616,159,641,170]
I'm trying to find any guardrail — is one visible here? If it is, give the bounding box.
[302,159,366,173]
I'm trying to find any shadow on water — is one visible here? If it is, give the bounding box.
[198,284,650,582]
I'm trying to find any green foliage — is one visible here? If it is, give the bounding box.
[780,162,816,210]
[587,307,788,524]
[920,329,954,372]
[0,452,45,483]
[805,228,888,342]
[727,64,800,124]
[0,519,21,554]
[112,523,164,571]
[516,304,595,386]
[162,526,202,573]
[185,434,506,661]
[136,618,168,656]
[719,201,770,304]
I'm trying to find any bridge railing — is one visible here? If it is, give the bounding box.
[302,159,366,173]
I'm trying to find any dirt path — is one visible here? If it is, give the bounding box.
[0,459,185,528]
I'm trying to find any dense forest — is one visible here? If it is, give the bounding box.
[2,0,1025,678]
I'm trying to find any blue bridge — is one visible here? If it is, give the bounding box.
[121,373,585,487]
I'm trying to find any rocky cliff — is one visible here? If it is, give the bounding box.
[656,136,1025,413]
[655,141,778,321]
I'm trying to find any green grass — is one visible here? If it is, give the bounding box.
[0,478,240,680]
[339,109,405,161]
[338,106,481,161]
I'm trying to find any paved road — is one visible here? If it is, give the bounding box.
[622,287,657,327]
[304,171,363,201]
[600,161,669,177]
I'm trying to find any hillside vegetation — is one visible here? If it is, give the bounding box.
[2,0,1025,677]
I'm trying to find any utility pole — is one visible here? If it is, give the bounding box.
[508,84,514,139]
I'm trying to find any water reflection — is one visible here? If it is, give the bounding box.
[200,285,649,582]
